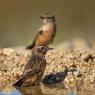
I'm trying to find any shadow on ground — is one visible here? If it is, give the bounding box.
[42,67,68,85]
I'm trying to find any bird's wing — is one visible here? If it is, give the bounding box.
[13,69,41,87]
[35,29,43,39]
[22,69,41,80]
[26,30,43,49]
[24,55,46,72]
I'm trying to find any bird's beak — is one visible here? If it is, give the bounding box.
[48,47,54,50]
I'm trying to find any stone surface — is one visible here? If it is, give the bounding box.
[0,39,95,90]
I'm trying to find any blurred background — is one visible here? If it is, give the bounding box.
[0,0,95,48]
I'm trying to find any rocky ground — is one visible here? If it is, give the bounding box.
[0,39,95,94]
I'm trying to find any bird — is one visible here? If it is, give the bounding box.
[13,45,53,87]
[26,13,56,49]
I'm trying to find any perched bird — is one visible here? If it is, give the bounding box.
[26,13,56,49]
[13,45,53,87]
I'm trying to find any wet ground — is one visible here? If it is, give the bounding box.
[0,83,95,95]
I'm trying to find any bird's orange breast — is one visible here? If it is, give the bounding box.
[36,23,55,46]
[36,32,53,45]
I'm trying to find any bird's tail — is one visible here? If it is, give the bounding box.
[26,42,35,50]
[13,78,24,87]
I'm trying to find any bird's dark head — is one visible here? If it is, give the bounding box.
[32,45,54,56]
[40,13,55,23]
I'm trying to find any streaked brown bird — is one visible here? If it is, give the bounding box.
[13,45,53,87]
[26,13,56,49]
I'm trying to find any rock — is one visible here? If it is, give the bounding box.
[0,39,95,89]
[0,48,28,89]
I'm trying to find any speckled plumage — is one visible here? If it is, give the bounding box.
[13,46,53,87]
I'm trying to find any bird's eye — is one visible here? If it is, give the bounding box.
[40,46,45,50]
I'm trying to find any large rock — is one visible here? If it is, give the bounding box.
[0,39,95,90]
[0,48,95,87]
